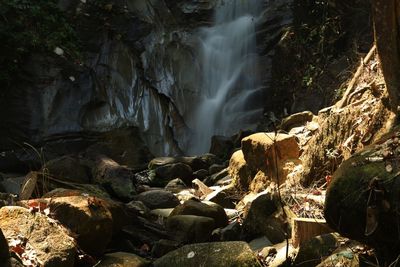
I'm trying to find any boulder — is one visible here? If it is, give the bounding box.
[209,135,234,160]
[170,199,228,228]
[294,233,345,267]
[151,239,180,258]
[241,133,300,183]
[248,236,273,251]
[193,169,209,180]
[209,164,225,175]
[166,215,215,244]
[214,221,242,241]
[92,156,136,200]
[39,188,129,234]
[121,222,170,249]
[137,190,180,210]
[85,127,153,169]
[44,155,90,183]
[195,154,219,170]
[204,185,236,209]
[0,206,76,266]
[148,154,217,173]
[20,195,114,256]
[175,190,197,202]
[316,247,360,267]
[203,168,228,186]
[43,186,110,199]
[126,200,150,217]
[148,157,182,170]
[324,133,400,260]
[0,175,26,196]
[154,163,193,185]
[150,208,174,219]
[165,178,187,193]
[228,150,252,190]
[242,193,287,243]
[153,241,261,267]
[97,252,150,267]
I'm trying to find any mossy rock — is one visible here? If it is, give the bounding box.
[325,132,400,259]
[294,233,345,267]
[316,248,360,267]
[153,241,261,267]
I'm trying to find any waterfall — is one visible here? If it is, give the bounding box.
[188,0,264,155]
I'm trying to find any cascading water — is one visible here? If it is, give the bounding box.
[188,0,264,155]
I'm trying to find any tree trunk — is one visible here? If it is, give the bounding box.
[372,0,400,110]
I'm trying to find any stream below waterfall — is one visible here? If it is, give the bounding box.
[187,0,264,155]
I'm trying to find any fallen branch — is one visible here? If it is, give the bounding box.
[336,45,376,109]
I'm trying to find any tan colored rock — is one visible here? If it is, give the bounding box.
[242,133,299,170]
[241,133,300,184]
[97,252,150,267]
[20,195,115,256]
[228,150,253,190]
[49,196,115,256]
[42,188,129,235]
[249,170,271,193]
[0,206,76,267]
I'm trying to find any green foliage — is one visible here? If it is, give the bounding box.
[0,0,81,86]
[295,1,342,91]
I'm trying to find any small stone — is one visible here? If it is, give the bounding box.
[386,164,393,173]
[54,47,64,56]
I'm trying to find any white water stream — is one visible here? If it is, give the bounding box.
[188,0,264,155]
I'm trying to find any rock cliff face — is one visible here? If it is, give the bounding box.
[0,0,293,156]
